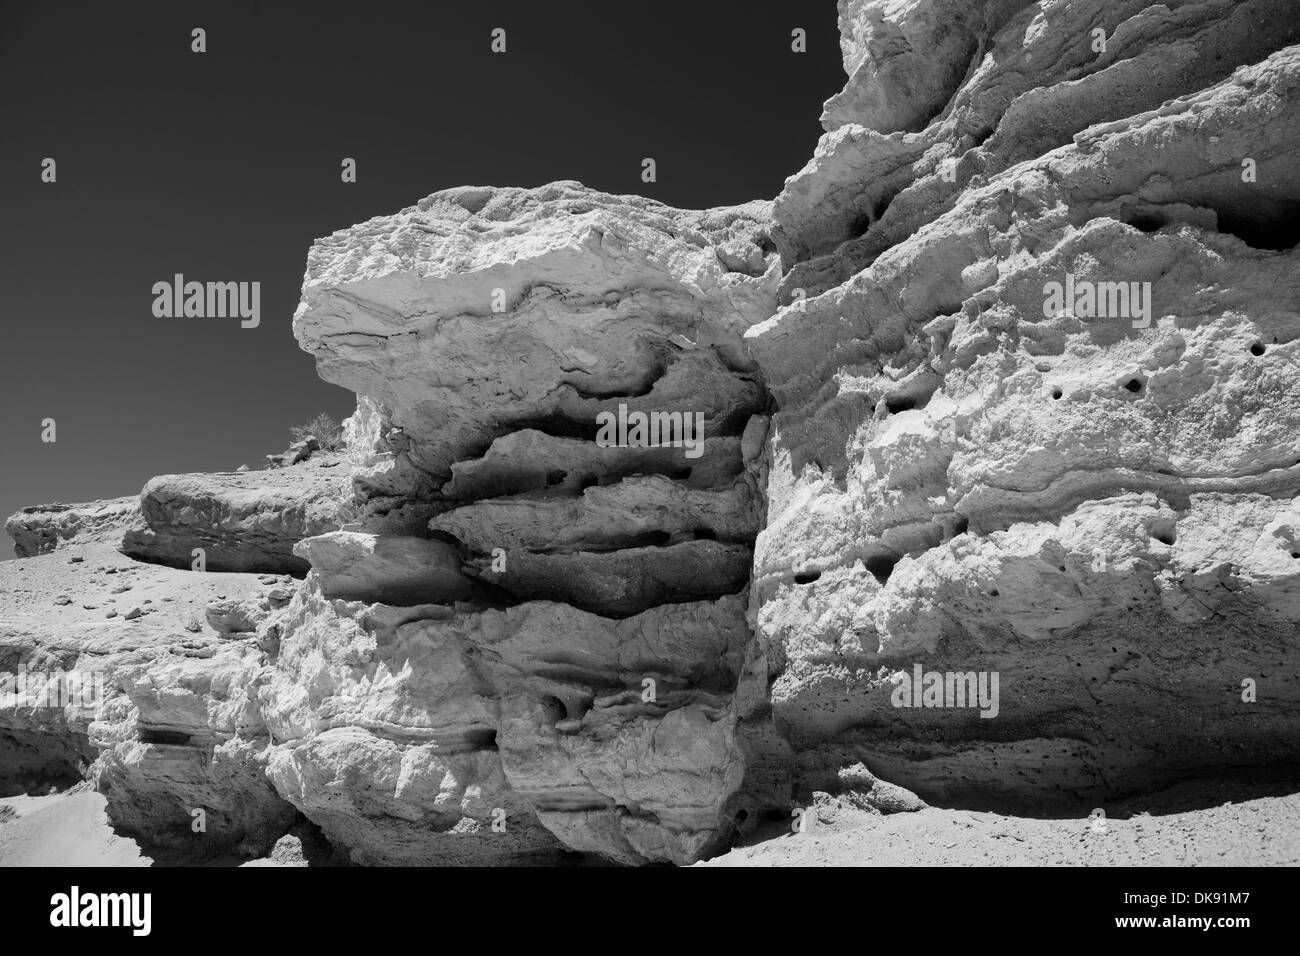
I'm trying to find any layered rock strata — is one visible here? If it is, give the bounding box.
[750,0,1300,810]
[270,183,782,863]
[4,0,1300,864]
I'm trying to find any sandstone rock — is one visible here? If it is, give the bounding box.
[292,531,475,605]
[121,457,353,573]
[255,579,753,864]
[204,598,267,635]
[5,496,142,558]
[6,0,1300,868]
[778,0,1300,295]
[749,11,1300,809]
[266,437,320,469]
[293,181,777,498]
[443,429,744,500]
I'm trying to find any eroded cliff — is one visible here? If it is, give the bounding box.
[4,0,1300,864]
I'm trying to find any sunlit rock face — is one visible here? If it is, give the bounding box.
[6,0,1300,865]
[750,0,1300,811]
[281,181,781,863]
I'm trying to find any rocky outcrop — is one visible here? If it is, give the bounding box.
[4,0,1300,866]
[120,456,354,573]
[0,544,302,853]
[266,437,320,469]
[750,1,1300,810]
[252,581,756,864]
[276,182,780,863]
[5,497,142,558]
[293,532,475,605]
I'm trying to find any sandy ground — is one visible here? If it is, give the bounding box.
[705,784,1300,866]
[3,783,1298,867]
[0,788,148,866]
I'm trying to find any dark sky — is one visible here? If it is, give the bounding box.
[0,0,843,547]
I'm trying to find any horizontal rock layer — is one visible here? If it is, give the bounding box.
[5,497,142,558]
[121,457,354,573]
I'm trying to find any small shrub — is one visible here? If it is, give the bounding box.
[290,413,344,452]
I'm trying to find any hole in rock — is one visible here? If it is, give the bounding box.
[577,475,600,491]
[1291,551,1300,559]
[640,530,673,547]
[669,467,693,480]
[1250,342,1266,357]
[545,469,568,486]
[950,516,969,537]
[1125,212,1166,233]
[849,212,873,238]
[885,395,917,415]
[794,571,821,585]
[1150,521,1177,546]
[138,729,192,746]
[692,527,717,541]
[428,530,462,548]
[865,554,900,585]
[988,588,1000,597]
[541,696,567,723]
[1050,387,1063,400]
[1216,208,1300,251]
[1124,378,1144,394]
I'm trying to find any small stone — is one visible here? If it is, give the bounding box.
[110,585,131,594]
[124,607,144,620]
[52,596,72,606]
[68,556,84,564]
[105,610,118,619]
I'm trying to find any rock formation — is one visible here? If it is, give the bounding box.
[6,497,142,559]
[4,0,1300,864]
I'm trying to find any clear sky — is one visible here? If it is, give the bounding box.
[0,0,844,552]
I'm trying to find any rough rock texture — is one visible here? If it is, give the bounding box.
[293,532,475,605]
[0,544,301,854]
[5,497,142,558]
[5,0,1300,866]
[120,455,354,573]
[293,183,774,504]
[750,0,1300,811]
[253,581,755,864]
[276,182,780,863]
